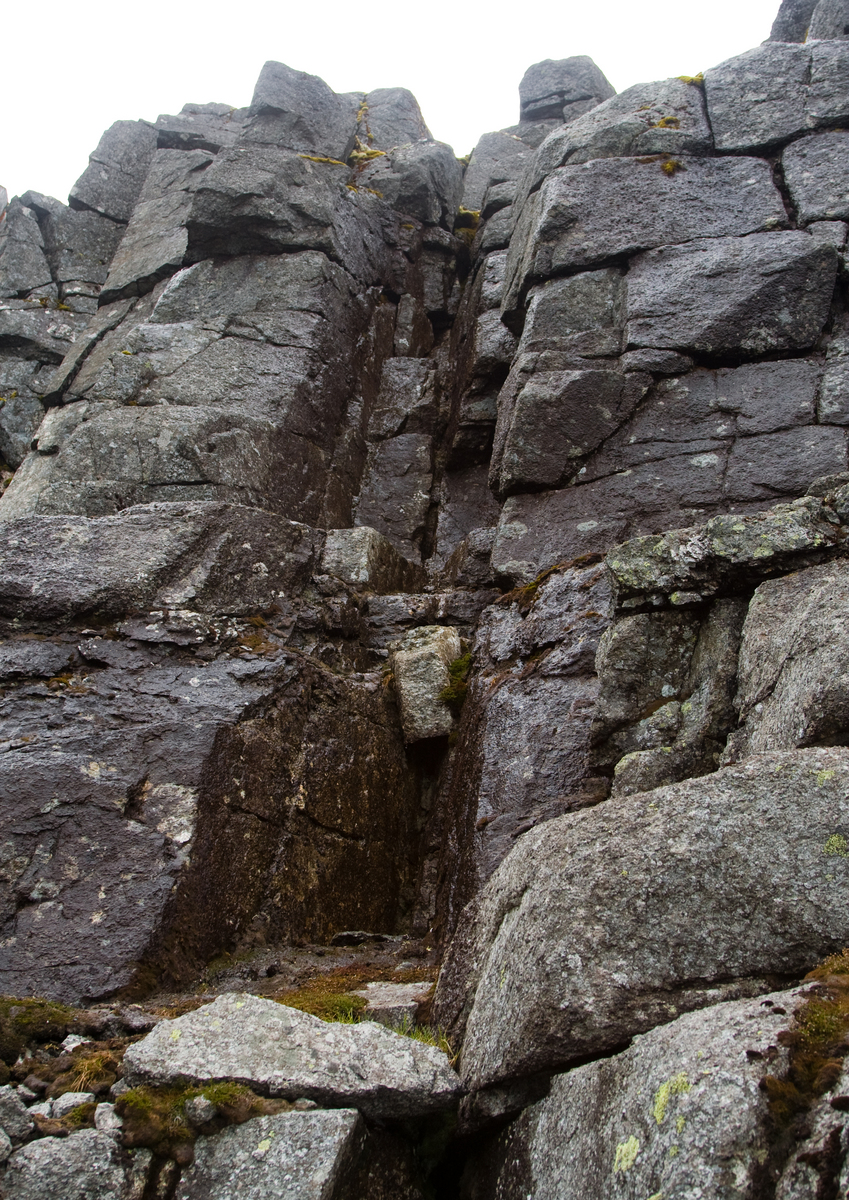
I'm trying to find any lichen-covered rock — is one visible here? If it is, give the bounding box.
[2,1129,150,1200]
[175,1110,364,1200]
[0,1085,33,1142]
[435,747,849,1090]
[724,559,849,762]
[469,987,805,1200]
[122,992,462,1118]
[391,625,461,742]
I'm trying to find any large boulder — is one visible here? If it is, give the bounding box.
[782,131,849,225]
[2,1129,150,1200]
[469,986,817,1200]
[434,747,849,1090]
[518,56,615,123]
[245,60,357,160]
[69,120,158,224]
[175,1110,364,1200]
[122,992,462,1119]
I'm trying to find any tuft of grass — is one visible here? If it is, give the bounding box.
[389,1015,455,1062]
[439,653,472,716]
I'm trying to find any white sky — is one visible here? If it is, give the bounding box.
[5,0,781,205]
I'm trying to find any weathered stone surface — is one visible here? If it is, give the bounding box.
[246,61,356,160]
[184,146,399,285]
[820,334,849,424]
[724,559,849,762]
[435,747,849,1090]
[69,121,158,223]
[783,132,849,225]
[529,77,713,173]
[516,268,624,356]
[503,157,786,310]
[355,433,434,555]
[123,992,462,1118]
[100,148,214,302]
[0,200,53,298]
[368,358,439,441]
[626,233,837,357]
[518,57,614,123]
[462,133,533,213]
[391,625,461,742]
[52,1090,96,1118]
[22,193,124,294]
[593,599,746,798]
[359,141,463,229]
[0,1085,33,1141]
[0,300,86,365]
[770,0,817,40]
[704,40,849,153]
[3,1129,149,1199]
[360,87,431,150]
[809,0,849,39]
[473,987,805,1200]
[0,504,319,618]
[606,496,843,606]
[321,526,423,594]
[175,1110,364,1200]
[0,358,50,469]
[155,102,247,153]
[353,981,432,1026]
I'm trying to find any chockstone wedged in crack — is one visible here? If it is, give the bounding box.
[121,992,462,1119]
[434,746,849,1092]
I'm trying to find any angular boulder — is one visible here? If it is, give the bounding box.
[3,1129,150,1200]
[782,131,849,225]
[69,120,158,224]
[122,993,462,1119]
[518,56,615,123]
[391,625,462,742]
[434,747,849,1090]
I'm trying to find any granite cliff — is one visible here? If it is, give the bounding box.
[4,0,849,1194]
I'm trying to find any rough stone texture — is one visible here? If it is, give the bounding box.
[783,132,849,225]
[724,559,849,762]
[471,987,805,1200]
[355,433,435,555]
[246,61,356,160]
[360,88,431,150]
[391,625,461,742]
[809,0,849,39]
[2,1129,149,1200]
[0,1085,34,1141]
[321,527,423,594]
[52,1090,96,1118]
[462,133,533,213]
[353,981,433,1026]
[155,103,247,153]
[123,993,462,1118]
[358,141,464,230]
[0,200,54,298]
[503,157,786,310]
[770,0,818,40]
[69,121,158,223]
[704,40,849,153]
[626,232,837,357]
[175,1110,364,1200]
[435,747,849,1090]
[518,57,615,123]
[529,77,713,173]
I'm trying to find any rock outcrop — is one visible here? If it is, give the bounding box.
[6,0,849,1193]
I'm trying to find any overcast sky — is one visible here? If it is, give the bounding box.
[5,0,780,205]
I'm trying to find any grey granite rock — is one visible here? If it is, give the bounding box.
[321,526,424,594]
[783,132,849,225]
[0,502,320,620]
[0,299,86,365]
[606,496,843,606]
[809,0,849,38]
[474,987,806,1200]
[0,1085,34,1142]
[461,132,533,213]
[0,1127,11,1163]
[22,193,124,295]
[503,157,786,309]
[175,1110,364,1200]
[246,61,356,160]
[0,200,53,298]
[368,358,439,441]
[518,56,615,123]
[52,1090,96,1118]
[770,0,817,40]
[358,140,463,229]
[820,334,849,424]
[3,1130,150,1200]
[69,120,158,224]
[100,148,214,302]
[435,747,849,1090]
[625,232,837,357]
[392,625,461,742]
[530,77,713,172]
[0,358,50,469]
[155,103,247,153]
[122,992,462,1118]
[355,433,434,555]
[724,559,849,762]
[360,87,431,150]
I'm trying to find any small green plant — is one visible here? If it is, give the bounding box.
[439,653,472,715]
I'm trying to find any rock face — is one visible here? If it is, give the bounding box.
[7,6,849,1195]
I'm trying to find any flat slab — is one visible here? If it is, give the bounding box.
[122,993,462,1119]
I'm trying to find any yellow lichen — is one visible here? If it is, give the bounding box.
[613,1135,640,1173]
[653,1072,691,1124]
[298,154,347,166]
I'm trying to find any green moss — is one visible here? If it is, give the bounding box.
[439,653,472,716]
[0,995,78,1066]
[677,72,704,86]
[824,834,849,858]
